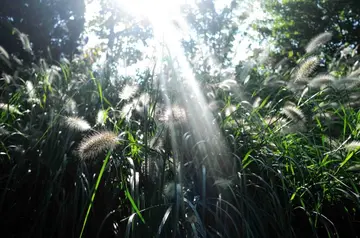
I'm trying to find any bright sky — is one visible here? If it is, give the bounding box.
[84,0,268,77]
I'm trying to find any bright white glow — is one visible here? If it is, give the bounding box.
[82,0,269,176]
[117,0,232,173]
[117,0,189,24]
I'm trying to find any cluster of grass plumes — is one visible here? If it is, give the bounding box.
[1,28,360,238]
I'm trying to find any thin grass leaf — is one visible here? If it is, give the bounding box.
[156,206,172,238]
[79,150,112,238]
[125,189,145,223]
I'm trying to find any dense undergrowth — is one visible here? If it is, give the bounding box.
[1,31,360,238]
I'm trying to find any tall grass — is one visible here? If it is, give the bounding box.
[0,30,360,238]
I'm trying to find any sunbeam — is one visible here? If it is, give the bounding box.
[117,0,232,175]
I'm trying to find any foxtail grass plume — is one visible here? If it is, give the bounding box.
[344,141,360,152]
[1,73,12,84]
[213,178,233,188]
[208,100,225,112]
[14,28,32,54]
[333,78,360,90]
[348,67,360,78]
[138,93,150,105]
[96,109,107,125]
[305,32,332,53]
[224,105,236,117]
[119,84,138,101]
[308,74,335,89]
[12,55,23,66]
[64,116,91,131]
[25,81,36,99]
[346,164,360,172]
[64,98,78,115]
[120,102,134,120]
[78,131,119,160]
[46,66,61,84]
[252,97,262,108]
[134,93,150,117]
[206,91,216,99]
[163,181,178,199]
[281,105,306,123]
[218,79,237,91]
[157,105,187,124]
[0,103,22,115]
[295,56,319,82]
[313,112,333,121]
[149,135,165,152]
[263,116,285,126]
[0,46,9,59]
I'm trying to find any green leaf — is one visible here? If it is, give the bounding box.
[125,190,145,224]
[288,50,293,58]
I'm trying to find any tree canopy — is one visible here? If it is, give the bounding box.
[257,0,360,60]
[0,0,85,64]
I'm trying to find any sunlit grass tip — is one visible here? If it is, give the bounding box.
[64,98,78,115]
[281,105,306,123]
[120,102,134,120]
[0,103,23,115]
[134,93,150,116]
[157,105,187,124]
[0,46,9,59]
[344,141,360,152]
[25,80,36,99]
[295,56,319,82]
[225,105,236,117]
[96,109,107,125]
[218,79,237,91]
[64,116,91,131]
[305,32,332,53]
[1,73,12,84]
[119,84,138,101]
[308,74,335,89]
[77,131,119,160]
[348,67,360,78]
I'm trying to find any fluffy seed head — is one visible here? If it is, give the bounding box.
[14,28,32,54]
[25,81,36,98]
[0,46,9,60]
[96,109,107,125]
[344,141,360,152]
[348,67,360,78]
[281,105,306,123]
[64,116,91,131]
[252,97,262,108]
[163,181,178,199]
[119,84,138,101]
[218,79,237,91]
[134,93,150,117]
[305,32,332,53]
[157,105,187,124]
[333,78,360,90]
[0,103,22,115]
[64,98,78,115]
[78,131,119,160]
[208,100,225,112]
[1,73,12,84]
[120,102,134,120]
[308,74,335,89]
[224,105,236,117]
[295,56,319,82]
